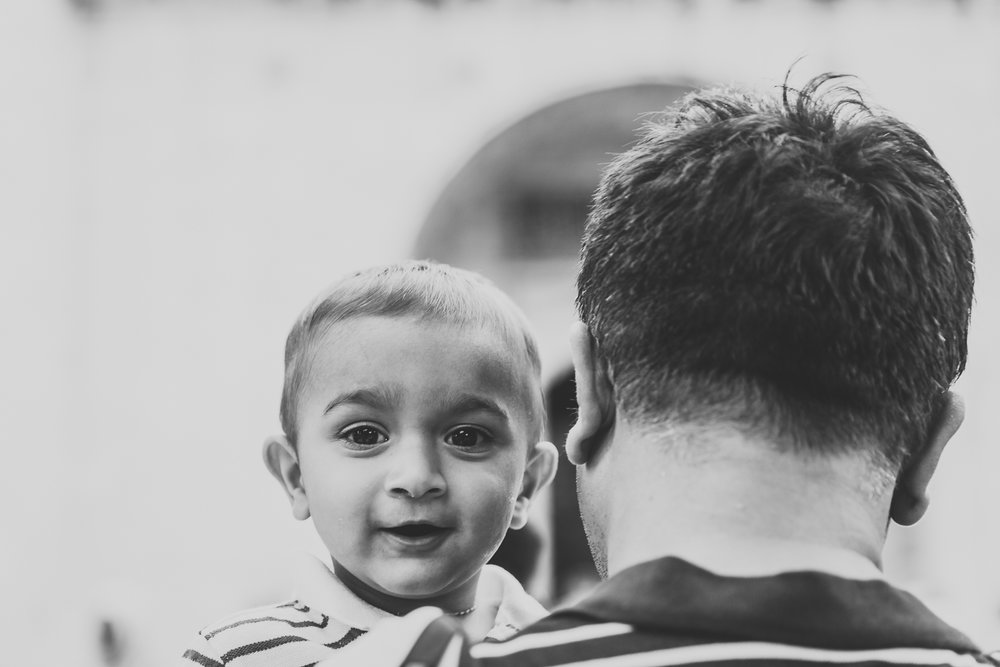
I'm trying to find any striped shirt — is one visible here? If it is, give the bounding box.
[381,557,999,667]
[179,556,545,667]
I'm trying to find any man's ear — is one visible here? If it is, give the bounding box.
[509,441,558,530]
[263,435,311,521]
[890,391,965,526]
[565,321,615,466]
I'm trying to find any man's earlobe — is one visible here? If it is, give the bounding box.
[510,441,558,530]
[263,435,311,521]
[565,322,615,466]
[890,391,965,526]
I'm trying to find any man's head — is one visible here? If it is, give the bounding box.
[264,261,556,613]
[569,74,973,563]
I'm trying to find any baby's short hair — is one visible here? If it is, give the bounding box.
[279,260,543,446]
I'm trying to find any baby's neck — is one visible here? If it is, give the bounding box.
[333,560,479,616]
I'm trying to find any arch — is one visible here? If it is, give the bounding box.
[413,82,694,380]
[413,81,696,603]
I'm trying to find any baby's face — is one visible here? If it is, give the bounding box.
[294,314,540,608]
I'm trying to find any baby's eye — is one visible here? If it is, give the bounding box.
[341,425,388,447]
[445,427,490,450]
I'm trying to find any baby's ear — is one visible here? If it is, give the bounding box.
[509,440,558,530]
[263,435,310,521]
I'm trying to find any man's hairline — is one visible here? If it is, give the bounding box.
[583,320,903,481]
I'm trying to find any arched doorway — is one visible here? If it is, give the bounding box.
[413,81,694,604]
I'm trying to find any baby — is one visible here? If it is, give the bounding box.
[180,261,557,666]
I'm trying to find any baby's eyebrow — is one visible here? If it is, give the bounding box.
[322,388,399,415]
[447,395,510,422]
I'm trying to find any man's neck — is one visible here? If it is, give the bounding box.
[602,422,893,580]
[615,534,885,580]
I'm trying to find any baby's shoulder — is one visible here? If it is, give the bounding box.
[189,600,366,665]
[198,599,327,639]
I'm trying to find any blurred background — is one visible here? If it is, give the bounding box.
[2,0,999,665]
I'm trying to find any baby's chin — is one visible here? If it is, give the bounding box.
[334,556,484,611]
[368,567,483,609]
[373,572,475,599]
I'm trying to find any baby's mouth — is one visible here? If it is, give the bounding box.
[384,522,448,538]
[381,522,453,545]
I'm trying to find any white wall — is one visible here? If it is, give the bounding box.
[2,1,999,664]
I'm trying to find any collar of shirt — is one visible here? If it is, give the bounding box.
[644,537,886,581]
[568,556,980,653]
[292,554,393,631]
[291,555,546,638]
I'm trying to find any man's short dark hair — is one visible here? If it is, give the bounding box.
[577,74,973,472]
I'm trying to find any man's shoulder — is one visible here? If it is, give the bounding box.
[470,612,636,663]
[183,599,366,666]
[471,615,999,667]
[461,556,993,667]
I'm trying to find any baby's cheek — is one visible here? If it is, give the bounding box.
[460,461,523,516]
[478,482,520,531]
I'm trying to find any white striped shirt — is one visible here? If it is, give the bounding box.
[179,557,545,667]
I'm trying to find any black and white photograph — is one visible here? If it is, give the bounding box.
[2,1,999,666]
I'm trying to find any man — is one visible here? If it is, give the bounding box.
[325,73,996,667]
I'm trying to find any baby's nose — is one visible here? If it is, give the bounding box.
[384,441,446,499]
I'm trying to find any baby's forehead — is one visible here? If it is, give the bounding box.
[307,314,538,385]
[295,313,544,440]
